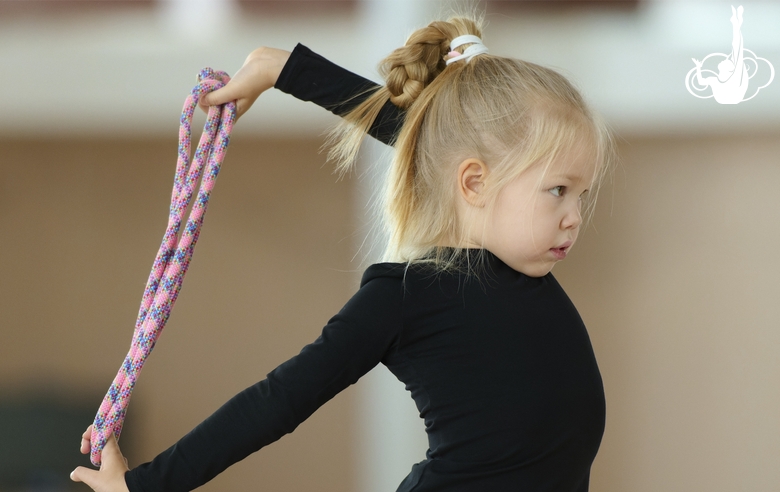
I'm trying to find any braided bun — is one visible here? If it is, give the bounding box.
[381,19,482,109]
[325,16,483,173]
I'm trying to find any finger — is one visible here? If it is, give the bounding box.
[80,425,93,454]
[200,95,252,122]
[70,465,98,486]
[198,86,239,117]
[102,434,130,473]
[235,94,260,120]
[200,85,237,108]
[102,434,123,463]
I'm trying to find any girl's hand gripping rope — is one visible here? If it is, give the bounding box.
[71,425,130,492]
[198,46,291,119]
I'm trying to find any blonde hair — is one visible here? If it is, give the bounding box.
[327,15,615,275]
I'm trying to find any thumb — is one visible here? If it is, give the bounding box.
[70,435,129,491]
[70,465,99,486]
[198,85,238,116]
[101,434,129,468]
[200,85,236,108]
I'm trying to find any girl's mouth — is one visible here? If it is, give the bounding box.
[550,247,568,260]
[550,241,572,260]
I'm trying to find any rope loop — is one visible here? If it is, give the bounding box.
[89,67,236,466]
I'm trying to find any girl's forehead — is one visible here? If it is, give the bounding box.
[545,142,598,179]
[551,152,595,173]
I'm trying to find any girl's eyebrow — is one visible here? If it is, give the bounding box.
[548,173,580,181]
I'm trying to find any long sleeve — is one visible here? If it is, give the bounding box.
[274,43,403,146]
[124,272,403,492]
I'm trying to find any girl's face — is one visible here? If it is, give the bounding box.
[482,147,597,277]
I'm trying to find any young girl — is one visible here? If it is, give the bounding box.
[72,15,613,492]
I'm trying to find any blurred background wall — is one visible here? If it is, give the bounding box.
[1,1,779,491]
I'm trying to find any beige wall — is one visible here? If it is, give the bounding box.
[2,132,780,491]
[0,137,358,491]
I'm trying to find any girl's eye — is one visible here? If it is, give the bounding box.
[550,186,565,197]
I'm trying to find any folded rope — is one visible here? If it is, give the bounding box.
[90,68,237,466]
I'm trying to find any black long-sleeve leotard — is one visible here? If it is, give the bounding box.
[274,43,402,145]
[123,44,606,492]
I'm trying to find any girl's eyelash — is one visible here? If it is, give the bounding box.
[550,186,565,196]
[550,187,590,198]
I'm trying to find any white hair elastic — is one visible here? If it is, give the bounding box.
[446,34,489,65]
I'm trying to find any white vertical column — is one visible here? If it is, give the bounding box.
[157,0,239,42]
[353,1,436,491]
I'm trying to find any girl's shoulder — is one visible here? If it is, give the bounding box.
[359,249,509,289]
[358,259,474,291]
[358,251,558,294]
[359,262,415,288]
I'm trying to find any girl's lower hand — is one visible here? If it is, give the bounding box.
[71,425,130,492]
[199,46,292,120]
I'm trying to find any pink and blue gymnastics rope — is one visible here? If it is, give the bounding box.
[90,68,237,466]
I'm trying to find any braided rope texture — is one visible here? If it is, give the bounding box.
[89,68,237,466]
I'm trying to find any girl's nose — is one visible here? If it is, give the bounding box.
[561,201,583,230]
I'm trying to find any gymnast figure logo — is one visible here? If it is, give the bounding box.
[685,5,774,104]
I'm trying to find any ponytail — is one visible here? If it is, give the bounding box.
[326,18,481,173]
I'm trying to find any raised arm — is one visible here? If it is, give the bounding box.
[276,44,403,146]
[202,44,403,146]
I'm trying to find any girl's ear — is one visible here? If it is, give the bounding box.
[457,158,488,207]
